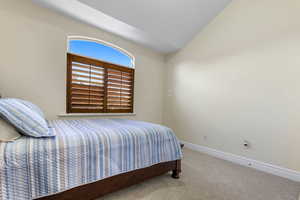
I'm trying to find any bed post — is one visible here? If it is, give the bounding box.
[172,143,183,179]
[172,160,181,179]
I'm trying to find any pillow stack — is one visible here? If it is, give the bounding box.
[0,98,55,142]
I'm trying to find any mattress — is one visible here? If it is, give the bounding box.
[0,119,182,199]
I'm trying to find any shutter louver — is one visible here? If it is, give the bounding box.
[67,53,134,113]
[107,68,134,113]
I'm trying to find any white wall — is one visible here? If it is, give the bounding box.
[164,0,300,171]
[0,0,165,123]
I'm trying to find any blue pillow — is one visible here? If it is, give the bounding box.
[18,99,45,119]
[0,98,55,138]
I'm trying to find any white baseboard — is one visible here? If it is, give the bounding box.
[181,140,300,182]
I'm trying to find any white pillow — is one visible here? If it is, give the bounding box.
[0,118,21,142]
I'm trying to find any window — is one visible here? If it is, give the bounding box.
[69,40,134,67]
[66,37,135,113]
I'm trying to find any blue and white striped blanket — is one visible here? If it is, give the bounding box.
[0,119,182,199]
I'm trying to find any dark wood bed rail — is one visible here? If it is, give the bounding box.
[38,159,181,200]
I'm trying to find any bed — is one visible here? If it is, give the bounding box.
[0,118,182,200]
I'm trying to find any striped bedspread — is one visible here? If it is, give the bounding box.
[0,119,182,200]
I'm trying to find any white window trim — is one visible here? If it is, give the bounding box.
[58,113,136,117]
[67,35,135,68]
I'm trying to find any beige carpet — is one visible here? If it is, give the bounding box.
[98,149,300,200]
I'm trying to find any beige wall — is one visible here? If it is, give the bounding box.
[0,0,165,123]
[164,0,300,171]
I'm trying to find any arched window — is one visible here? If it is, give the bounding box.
[68,37,134,68]
[66,36,135,114]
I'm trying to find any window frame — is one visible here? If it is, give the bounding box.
[67,36,135,68]
[66,37,135,114]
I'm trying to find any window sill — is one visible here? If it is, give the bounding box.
[58,113,136,117]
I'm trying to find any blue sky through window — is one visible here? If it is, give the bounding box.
[69,40,133,67]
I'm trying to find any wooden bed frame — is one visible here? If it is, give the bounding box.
[38,160,181,200]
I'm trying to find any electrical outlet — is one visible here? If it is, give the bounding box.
[243,140,250,149]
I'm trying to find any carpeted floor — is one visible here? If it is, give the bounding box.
[98,149,300,200]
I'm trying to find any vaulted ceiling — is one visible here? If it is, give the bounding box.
[33,0,231,53]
